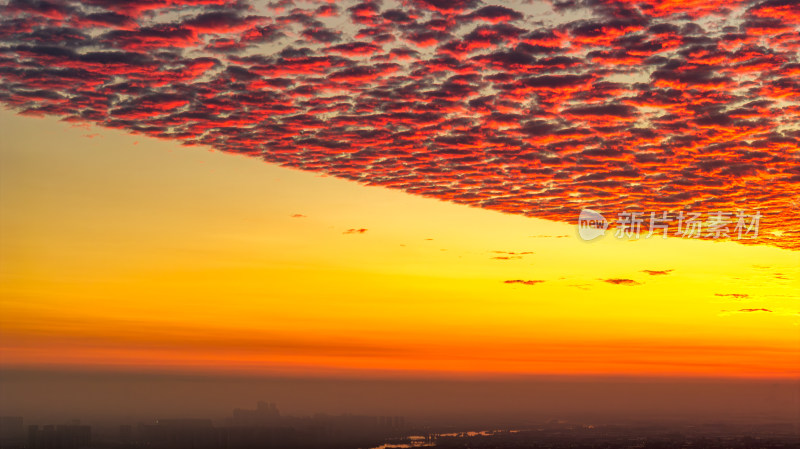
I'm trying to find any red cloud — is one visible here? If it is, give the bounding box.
[0,0,798,250]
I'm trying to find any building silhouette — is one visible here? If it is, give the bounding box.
[0,416,25,448]
[132,402,407,449]
[138,419,216,449]
[27,424,90,449]
[232,401,280,426]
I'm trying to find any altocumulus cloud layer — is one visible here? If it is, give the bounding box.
[1,0,798,248]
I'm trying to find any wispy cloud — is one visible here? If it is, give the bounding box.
[642,269,673,276]
[503,279,545,286]
[602,278,642,286]
[491,250,534,260]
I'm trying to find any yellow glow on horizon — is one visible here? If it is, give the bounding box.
[1,110,798,379]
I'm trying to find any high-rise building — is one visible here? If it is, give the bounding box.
[0,416,25,448]
[232,401,280,426]
[27,424,90,449]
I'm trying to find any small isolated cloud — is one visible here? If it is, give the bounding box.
[715,293,750,299]
[343,228,368,234]
[290,213,306,218]
[504,279,545,286]
[642,269,673,276]
[492,251,534,255]
[719,307,777,316]
[491,250,534,260]
[602,278,641,286]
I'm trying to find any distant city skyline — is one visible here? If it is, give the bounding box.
[2,401,798,449]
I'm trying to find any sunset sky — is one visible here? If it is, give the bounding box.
[1,107,797,381]
[0,0,799,401]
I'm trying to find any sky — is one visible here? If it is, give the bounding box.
[1,108,798,424]
[0,0,799,425]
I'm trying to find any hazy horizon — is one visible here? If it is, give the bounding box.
[2,369,798,428]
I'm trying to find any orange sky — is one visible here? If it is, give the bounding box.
[1,110,798,380]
